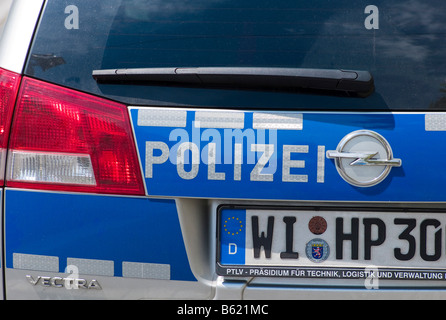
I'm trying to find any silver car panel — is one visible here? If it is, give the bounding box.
[0,0,44,74]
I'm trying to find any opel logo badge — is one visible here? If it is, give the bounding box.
[326,130,402,187]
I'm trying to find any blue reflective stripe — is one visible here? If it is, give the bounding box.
[5,190,195,281]
[132,109,443,202]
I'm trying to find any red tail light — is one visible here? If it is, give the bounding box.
[0,68,21,185]
[6,77,145,195]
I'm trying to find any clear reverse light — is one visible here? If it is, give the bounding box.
[8,150,96,185]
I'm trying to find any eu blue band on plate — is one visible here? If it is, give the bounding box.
[220,209,246,265]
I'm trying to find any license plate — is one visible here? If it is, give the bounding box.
[217,206,446,281]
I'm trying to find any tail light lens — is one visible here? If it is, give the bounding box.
[0,68,21,184]
[6,77,145,195]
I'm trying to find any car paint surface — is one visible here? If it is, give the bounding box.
[1,0,446,300]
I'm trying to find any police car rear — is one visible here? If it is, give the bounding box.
[0,0,445,299]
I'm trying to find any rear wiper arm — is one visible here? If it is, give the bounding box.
[92,67,374,97]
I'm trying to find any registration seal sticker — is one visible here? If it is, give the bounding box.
[306,239,330,263]
[308,216,327,235]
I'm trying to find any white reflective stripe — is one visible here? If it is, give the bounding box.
[13,253,59,272]
[136,108,308,130]
[122,261,170,280]
[253,112,303,130]
[67,258,114,276]
[425,113,446,131]
[195,111,244,129]
[13,254,175,280]
[137,109,187,127]
[8,150,96,185]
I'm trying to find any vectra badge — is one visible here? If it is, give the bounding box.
[326,130,402,187]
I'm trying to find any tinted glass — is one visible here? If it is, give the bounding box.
[26,0,446,110]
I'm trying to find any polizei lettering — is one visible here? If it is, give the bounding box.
[145,127,326,183]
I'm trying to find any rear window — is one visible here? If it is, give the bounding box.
[26,0,446,111]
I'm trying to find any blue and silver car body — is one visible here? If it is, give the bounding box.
[0,0,446,299]
[0,0,208,300]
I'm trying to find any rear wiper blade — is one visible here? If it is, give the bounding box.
[92,67,374,97]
